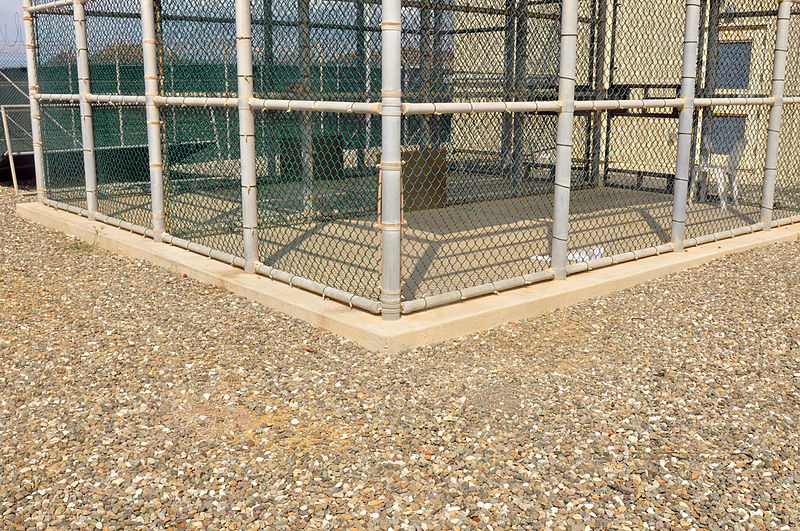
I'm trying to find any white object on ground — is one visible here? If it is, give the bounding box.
[532,246,605,263]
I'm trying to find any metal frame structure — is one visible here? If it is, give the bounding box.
[22,0,800,320]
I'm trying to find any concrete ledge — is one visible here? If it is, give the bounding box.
[18,201,800,353]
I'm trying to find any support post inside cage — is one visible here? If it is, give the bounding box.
[380,0,403,320]
[760,0,793,230]
[73,0,99,219]
[22,0,45,201]
[671,0,702,251]
[141,0,166,241]
[550,0,579,280]
[236,0,260,273]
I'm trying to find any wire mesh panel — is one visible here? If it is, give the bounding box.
[774,13,800,222]
[251,0,382,300]
[252,0,382,102]
[396,0,563,301]
[33,9,78,95]
[685,0,778,238]
[160,0,237,96]
[0,68,31,106]
[94,104,152,227]
[162,105,244,258]
[40,102,86,207]
[2,106,33,155]
[568,0,684,262]
[86,0,145,95]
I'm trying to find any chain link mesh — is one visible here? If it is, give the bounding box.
[40,101,85,207]
[34,9,78,95]
[250,0,383,299]
[397,0,563,299]
[2,106,33,155]
[160,0,237,97]
[162,105,244,258]
[95,103,152,227]
[774,12,800,222]
[86,0,145,95]
[684,0,777,238]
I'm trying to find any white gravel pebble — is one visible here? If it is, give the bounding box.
[1,185,799,529]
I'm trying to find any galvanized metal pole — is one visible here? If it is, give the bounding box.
[501,0,515,178]
[550,0,579,280]
[589,0,608,186]
[141,0,166,241]
[760,0,793,230]
[22,0,45,201]
[235,0,260,272]
[299,0,314,216]
[512,0,527,190]
[73,0,99,219]
[380,0,403,319]
[670,0,702,251]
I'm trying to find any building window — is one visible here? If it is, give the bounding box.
[715,41,752,90]
[710,114,746,155]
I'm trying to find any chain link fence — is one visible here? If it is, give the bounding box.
[23,0,800,319]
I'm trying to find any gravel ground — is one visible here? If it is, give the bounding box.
[1,184,799,530]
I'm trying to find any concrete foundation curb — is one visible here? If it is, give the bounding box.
[17,201,800,353]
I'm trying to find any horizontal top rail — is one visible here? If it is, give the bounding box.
[26,0,84,13]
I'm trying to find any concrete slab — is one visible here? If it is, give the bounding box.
[17,200,800,353]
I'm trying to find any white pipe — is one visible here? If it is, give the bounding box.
[22,0,45,201]
[141,0,166,241]
[153,95,238,107]
[670,0,701,252]
[379,0,403,320]
[250,98,380,114]
[298,0,313,216]
[400,270,555,314]
[73,0,99,219]
[694,96,775,107]
[550,0,579,280]
[574,98,684,111]
[27,0,79,12]
[86,94,148,104]
[36,93,82,102]
[235,0,259,272]
[761,0,792,230]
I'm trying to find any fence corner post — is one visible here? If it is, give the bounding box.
[73,0,98,219]
[141,0,166,242]
[551,0,579,280]
[22,0,46,202]
[235,0,259,273]
[760,0,793,230]
[671,0,702,252]
[379,0,403,319]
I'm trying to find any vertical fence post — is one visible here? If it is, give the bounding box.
[298,0,314,216]
[73,0,99,219]
[141,0,166,241]
[380,0,403,320]
[235,0,259,273]
[22,0,45,201]
[760,0,793,230]
[670,0,702,252]
[550,0,579,280]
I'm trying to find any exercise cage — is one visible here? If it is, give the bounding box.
[22,0,800,320]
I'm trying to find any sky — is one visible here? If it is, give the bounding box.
[0,0,25,68]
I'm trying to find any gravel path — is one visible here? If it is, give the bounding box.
[2,184,799,530]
